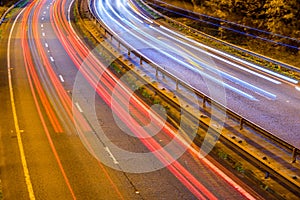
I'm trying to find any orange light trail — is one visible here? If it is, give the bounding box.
[45,0,256,199]
[21,0,77,199]
[21,2,63,134]
[48,0,221,198]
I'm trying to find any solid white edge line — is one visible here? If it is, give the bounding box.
[75,102,83,113]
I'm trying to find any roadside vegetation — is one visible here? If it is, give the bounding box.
[0,0,29,40]
[0,0,16,6]
[0,2,9,41]
[0,6,8,22]
[0,0,16,16]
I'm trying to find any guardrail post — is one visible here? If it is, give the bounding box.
[128,49,131,56]
[155,66,158,77]
[100,24,104,33]
[202,97,206,108]
[292,148,297,163]
[162,67,165,79]
[140,56,143,65]
[176,80,179,90]
[118,42,121,49]
[239,118,244,130]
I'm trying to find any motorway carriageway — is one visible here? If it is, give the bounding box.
[92,0,300,149]
[3,0,262,199]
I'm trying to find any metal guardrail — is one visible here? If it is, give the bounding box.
[87,0,299,163]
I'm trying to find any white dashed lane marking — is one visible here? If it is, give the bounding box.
[59,75,65,83]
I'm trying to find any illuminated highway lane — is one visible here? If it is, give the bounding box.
[92,0,300,148]
[49,0,258,199]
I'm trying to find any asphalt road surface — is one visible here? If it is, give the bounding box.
[0,0,263,199]
[92,0,300,149]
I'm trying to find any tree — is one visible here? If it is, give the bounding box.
[263,0,300,52]
[0,0,16,6]
[264,0,300,35]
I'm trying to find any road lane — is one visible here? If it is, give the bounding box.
[3,4,75,199]
[8,8,36,200]
[2,1,136,199]
[0,9,30,199]
[18,0,137,199]
[92,0,300,148]
[50,0,258,199]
